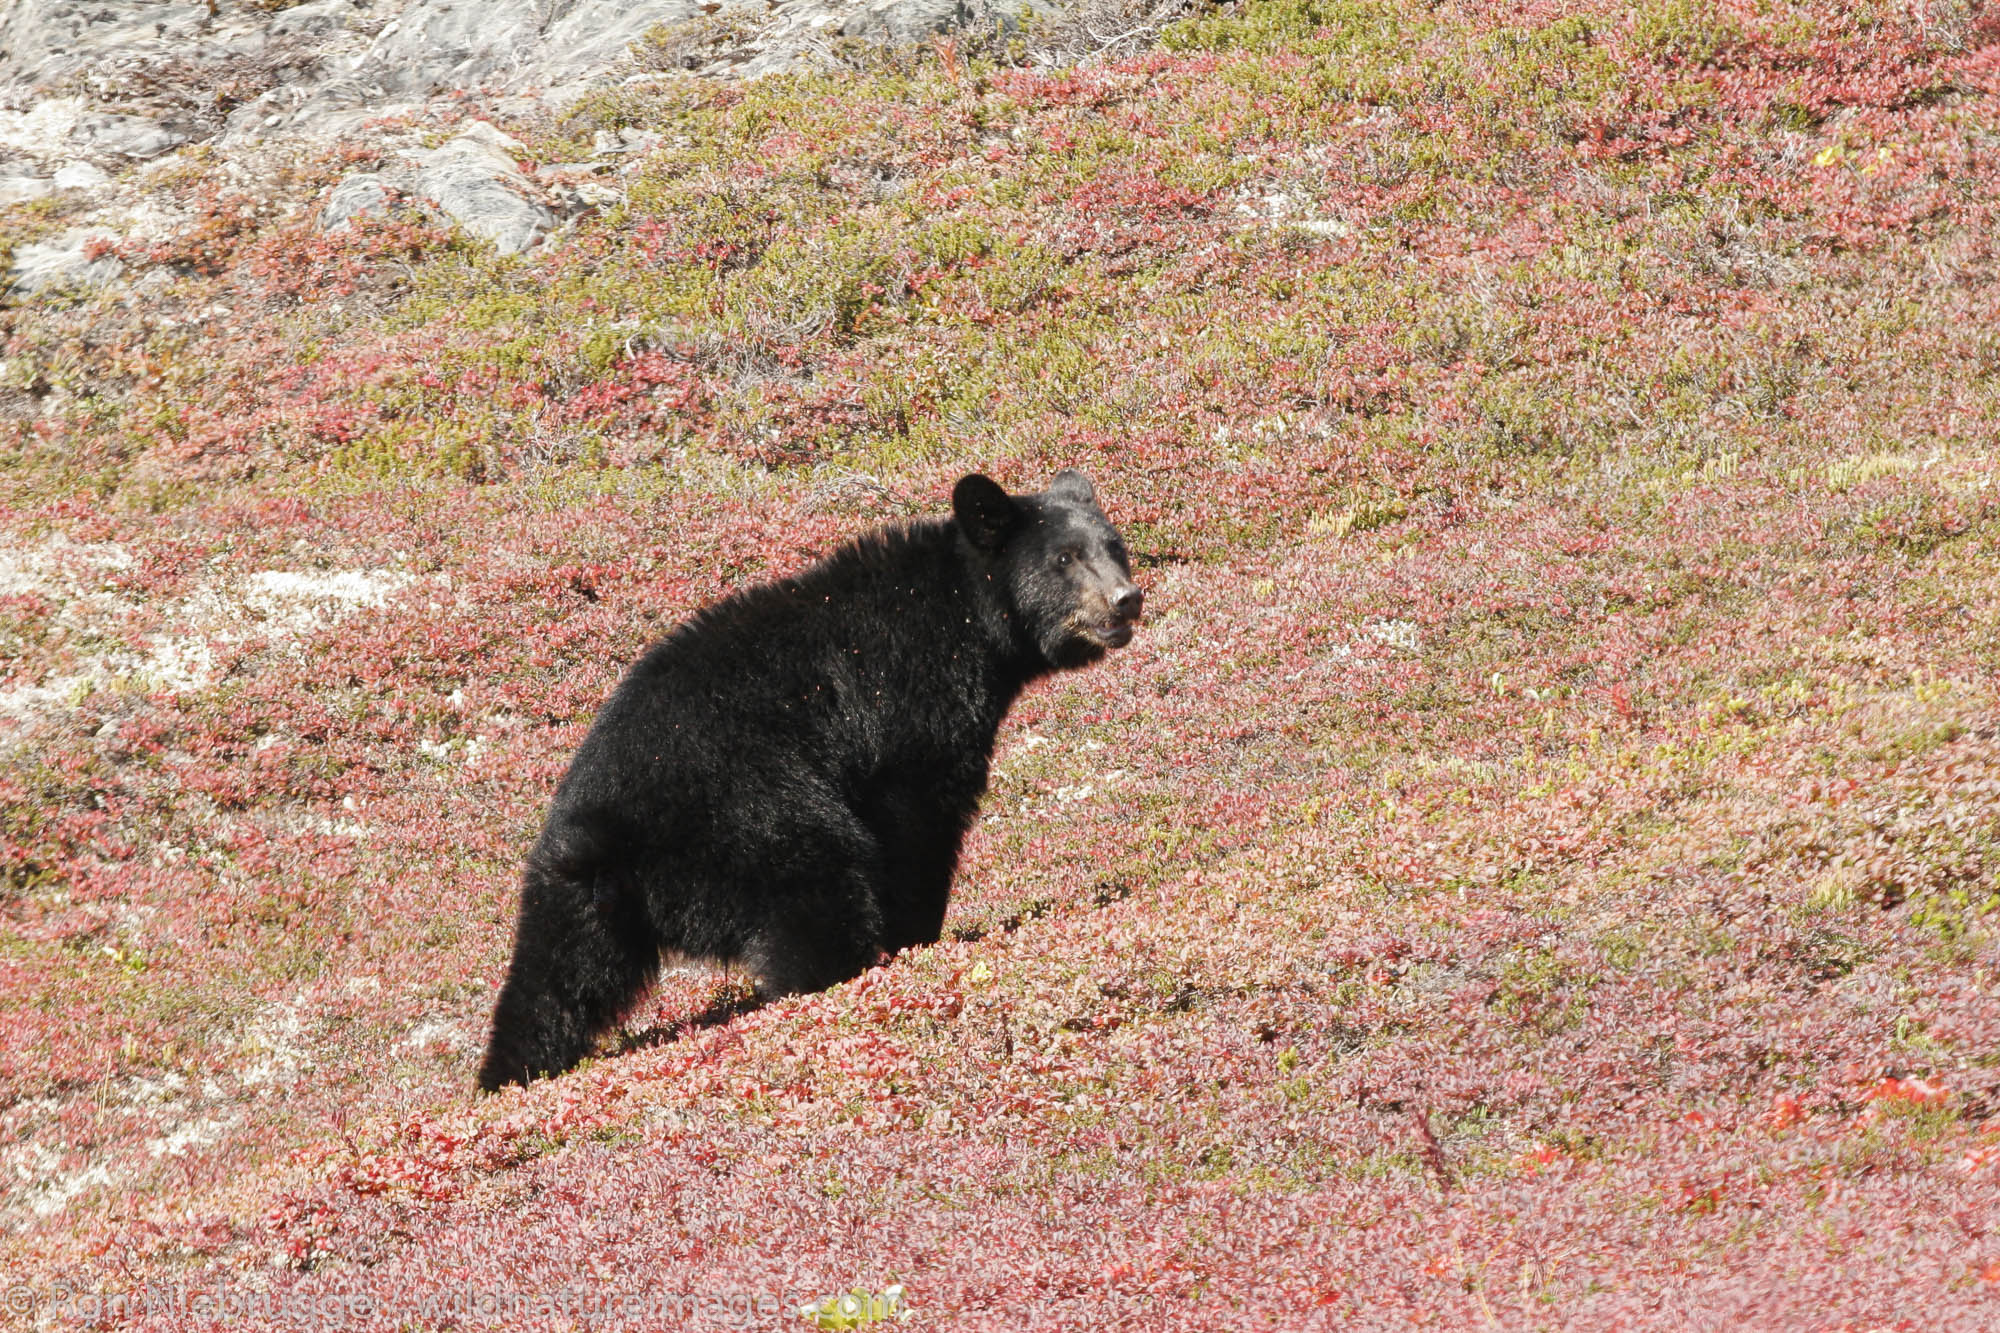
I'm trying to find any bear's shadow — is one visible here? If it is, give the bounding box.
[613,972,764,1055]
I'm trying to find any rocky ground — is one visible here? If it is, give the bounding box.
[1,0,1174,294]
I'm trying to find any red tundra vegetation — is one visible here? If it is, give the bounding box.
[3,0,2000,1327]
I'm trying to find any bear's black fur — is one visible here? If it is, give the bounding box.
[477,471,1143,1091]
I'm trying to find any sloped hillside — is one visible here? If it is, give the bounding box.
[4,1,2000,1327]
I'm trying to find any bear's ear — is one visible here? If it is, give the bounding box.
[1046,469,1096,506]
[953,473,1019,551]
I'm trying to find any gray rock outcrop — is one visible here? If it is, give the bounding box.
[51,160,111,190]
[0,98,186,167]
[8,228,124,297]
[407,125,554,255]
[0,167,51,206]
[0,0,1113,292]
[315,123,560,253]
[356,0,708,97]
[316,171,397,231]
[2,0,1067,146]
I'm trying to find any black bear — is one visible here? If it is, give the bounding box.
[477,470,1143,1091]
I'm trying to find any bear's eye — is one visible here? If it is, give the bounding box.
[1057,551,1074,567]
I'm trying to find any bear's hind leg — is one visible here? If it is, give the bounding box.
[477,867,659,1092]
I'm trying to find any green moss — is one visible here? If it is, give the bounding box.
[1631,0,1744,63]
[1163,0,1419,62]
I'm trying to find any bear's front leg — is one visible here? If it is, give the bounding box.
[741,858,891,999]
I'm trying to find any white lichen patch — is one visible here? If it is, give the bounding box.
[146,1117,228,1158]
[0,97,89,157]
[137,632,219,692]
[399,1018,476,1052]
[7,1143,116,1219]
[1368,618,1423,654]
[417,734,486,764]
[0,1067,251,1223]
[0,542,417,736]
[244,568,416,633]
[237,994,313,1090]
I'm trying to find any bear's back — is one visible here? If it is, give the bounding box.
[547,516,1000,820]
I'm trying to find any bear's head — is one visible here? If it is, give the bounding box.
[953,470,1145,669]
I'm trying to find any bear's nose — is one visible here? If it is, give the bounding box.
[1111,585,1144,622]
